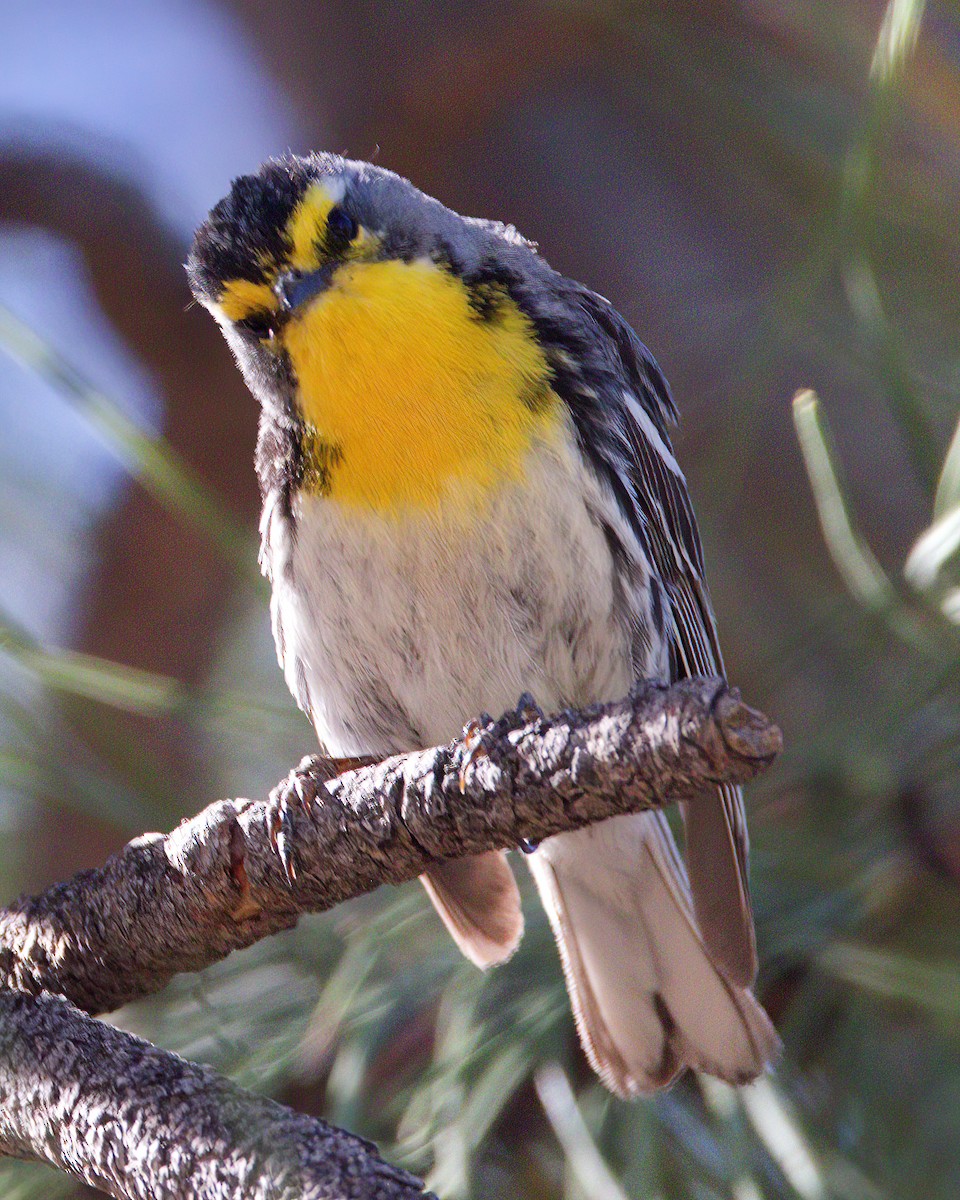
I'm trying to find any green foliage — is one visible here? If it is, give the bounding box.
[0,303,257,581]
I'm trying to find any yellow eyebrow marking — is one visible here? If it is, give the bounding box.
[286,183,338,272]
[218,278,278,322]
[218,179,372,329]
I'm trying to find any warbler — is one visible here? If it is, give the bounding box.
[188,154,778,1095]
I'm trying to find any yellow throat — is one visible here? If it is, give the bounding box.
[281,253,562,513]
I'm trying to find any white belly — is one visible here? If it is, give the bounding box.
[265,427,651,757]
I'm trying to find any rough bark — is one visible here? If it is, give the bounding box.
[0,679,780,1016]
[0,989,431,1200]
[0,678,780,1199]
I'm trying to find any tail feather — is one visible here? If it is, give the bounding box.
[527,812,779,1095]
[684,784,757,987]
[421,850,524,969]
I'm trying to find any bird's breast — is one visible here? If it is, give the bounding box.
[265,427,640,758]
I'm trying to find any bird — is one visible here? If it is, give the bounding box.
[187,153,778,1096]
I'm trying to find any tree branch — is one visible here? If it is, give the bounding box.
[0,678,780,1199]
[0,988,433,1199]
[0,678,780,1016]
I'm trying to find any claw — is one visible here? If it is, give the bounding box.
[514,696,543,851]
[293,772,317,817]
[265,754,376,885]
[276,824,297,884]
[515,692,544,724]
[266,755,322,884]
[266,797,297,885]
[459,716,489,794]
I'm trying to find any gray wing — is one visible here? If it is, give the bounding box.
[573,288,757,987]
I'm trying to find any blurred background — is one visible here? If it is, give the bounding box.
[1,0,959,1196]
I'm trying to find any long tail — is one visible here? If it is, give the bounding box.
[527,812,779,1095]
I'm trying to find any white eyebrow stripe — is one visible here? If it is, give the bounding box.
[322,176,347,204]
[623,392,684,477]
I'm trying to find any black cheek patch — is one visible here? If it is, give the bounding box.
[466,280,508,321]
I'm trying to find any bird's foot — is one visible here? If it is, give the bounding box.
[459,713,494,794]
[458,693,545,797]
[514,692,544,725]
[267,754,376,883]
[514,694,544,853]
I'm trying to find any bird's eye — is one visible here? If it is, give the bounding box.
[236,311,275,341]
[326,205,359,250]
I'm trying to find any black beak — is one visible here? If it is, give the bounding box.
[275,263,337,312]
